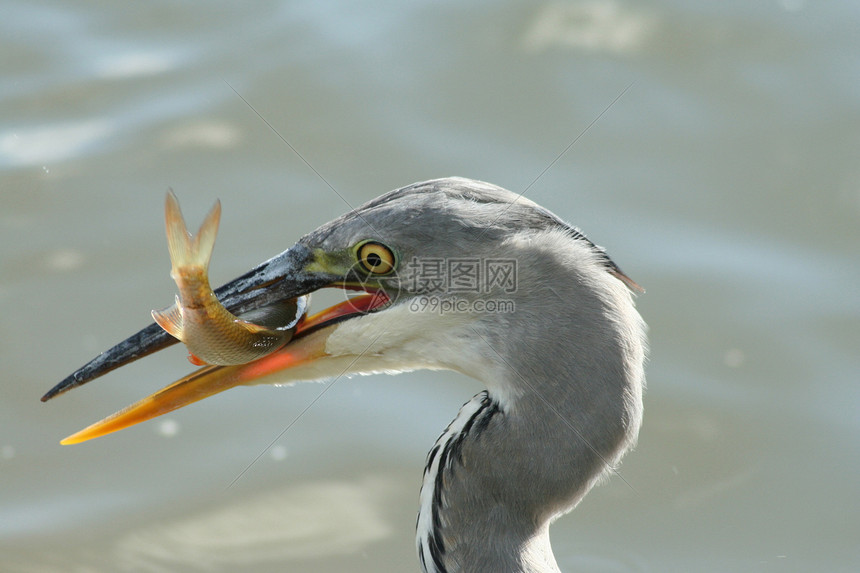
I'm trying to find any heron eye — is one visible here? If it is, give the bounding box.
[356,241,396,275]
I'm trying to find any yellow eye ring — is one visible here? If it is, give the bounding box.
[355,240,397,275]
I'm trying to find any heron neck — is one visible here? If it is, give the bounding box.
[416,305,643,571]
[414,235,646,572]
[417,389,563,573]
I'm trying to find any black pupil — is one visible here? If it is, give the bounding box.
[366,252,383,268]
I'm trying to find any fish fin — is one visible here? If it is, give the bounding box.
[163,190,194,270]
[191,199,221,272]
[163,191,221,272]
[187,353,208,366]
[151,295,185,340]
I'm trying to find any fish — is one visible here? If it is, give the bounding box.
[151,191,302,366]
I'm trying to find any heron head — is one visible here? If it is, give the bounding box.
[52,177,641,444]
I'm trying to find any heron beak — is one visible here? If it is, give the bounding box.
[47,243,391,445]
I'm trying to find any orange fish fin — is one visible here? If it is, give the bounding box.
[163,191,220,272]
[187,353,208,366]
[191,199,221,272]
[151,295,184,340]
[163,190,194,270]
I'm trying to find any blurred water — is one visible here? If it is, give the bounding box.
[2,1,859,572]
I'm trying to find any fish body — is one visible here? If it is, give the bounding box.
[152,191,299,365]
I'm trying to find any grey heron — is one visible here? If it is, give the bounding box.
[44,177,647,573]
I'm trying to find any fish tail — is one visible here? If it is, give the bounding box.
[152,295,184,339]
[193,198,221,271]
[163,190,221,272]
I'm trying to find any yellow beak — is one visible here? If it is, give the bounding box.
[60,293,386,445]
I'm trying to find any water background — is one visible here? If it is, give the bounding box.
[2,1,859,571]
